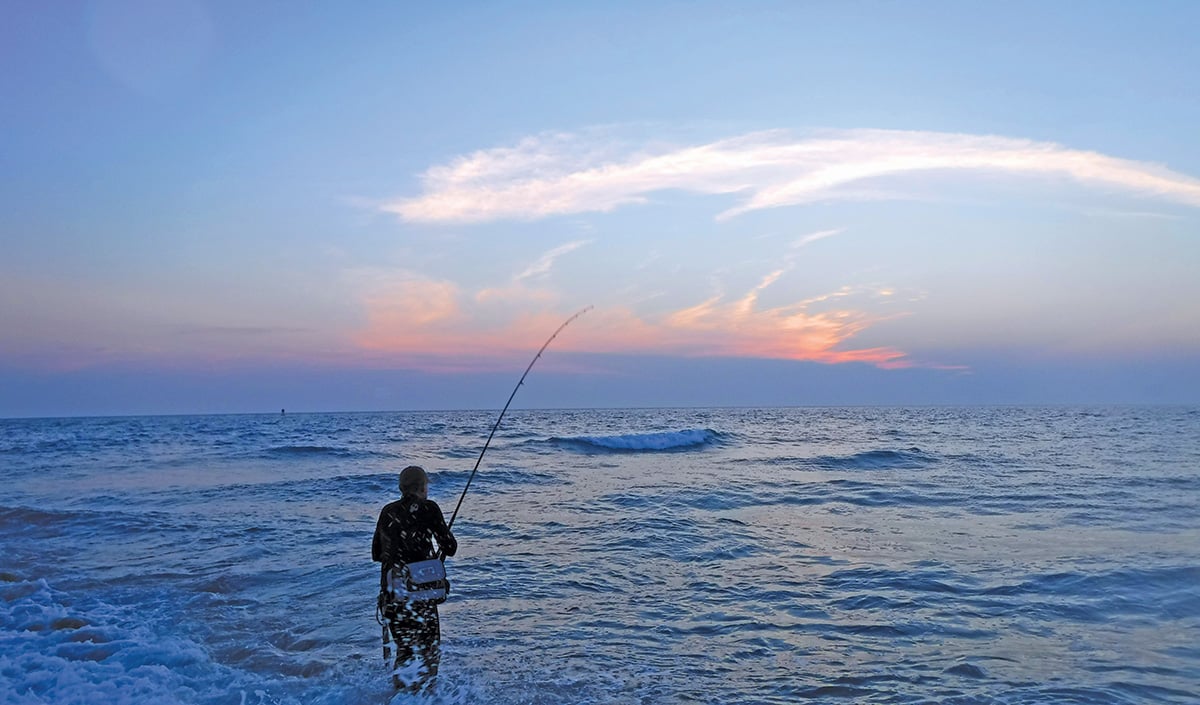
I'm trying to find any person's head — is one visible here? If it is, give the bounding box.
[398,465,429,499]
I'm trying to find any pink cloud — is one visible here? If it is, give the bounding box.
[349,268,931,371]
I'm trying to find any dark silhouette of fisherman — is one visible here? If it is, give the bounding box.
[372,465,457,693]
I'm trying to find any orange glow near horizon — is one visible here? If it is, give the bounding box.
[351,271,921,372]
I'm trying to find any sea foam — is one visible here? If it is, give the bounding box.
[0,577,212,705]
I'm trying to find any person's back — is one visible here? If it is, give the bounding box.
[373,465,457,693]
[373,495,454,569]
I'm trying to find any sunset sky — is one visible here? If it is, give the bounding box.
[3,1,1198,416]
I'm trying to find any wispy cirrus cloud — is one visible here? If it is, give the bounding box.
[383,128,1200,223]
[791,228,843,249]
[515,239,593,282]
[476,239,593,304]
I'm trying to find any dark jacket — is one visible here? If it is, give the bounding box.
[372,495,458,570]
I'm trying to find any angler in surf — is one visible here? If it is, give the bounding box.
[373,465,457,694]
[370,307,590,692]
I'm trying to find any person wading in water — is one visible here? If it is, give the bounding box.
[372,465,457,693]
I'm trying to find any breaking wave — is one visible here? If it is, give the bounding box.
[545,429,723,453]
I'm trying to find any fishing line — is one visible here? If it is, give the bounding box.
[446,306,592,532]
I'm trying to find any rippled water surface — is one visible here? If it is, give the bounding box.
[2,407,1198,704]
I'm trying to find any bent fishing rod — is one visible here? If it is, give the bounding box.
[445,306,592,533]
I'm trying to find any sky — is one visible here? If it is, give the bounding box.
[2,0,1199,416]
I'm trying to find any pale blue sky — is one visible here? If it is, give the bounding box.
[2,1,1198,416]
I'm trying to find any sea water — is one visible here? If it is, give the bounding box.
[1,407,1197,704]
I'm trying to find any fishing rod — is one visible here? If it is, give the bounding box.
[446,306,592,531]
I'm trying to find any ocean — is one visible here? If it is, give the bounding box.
[1,406,1197,704]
